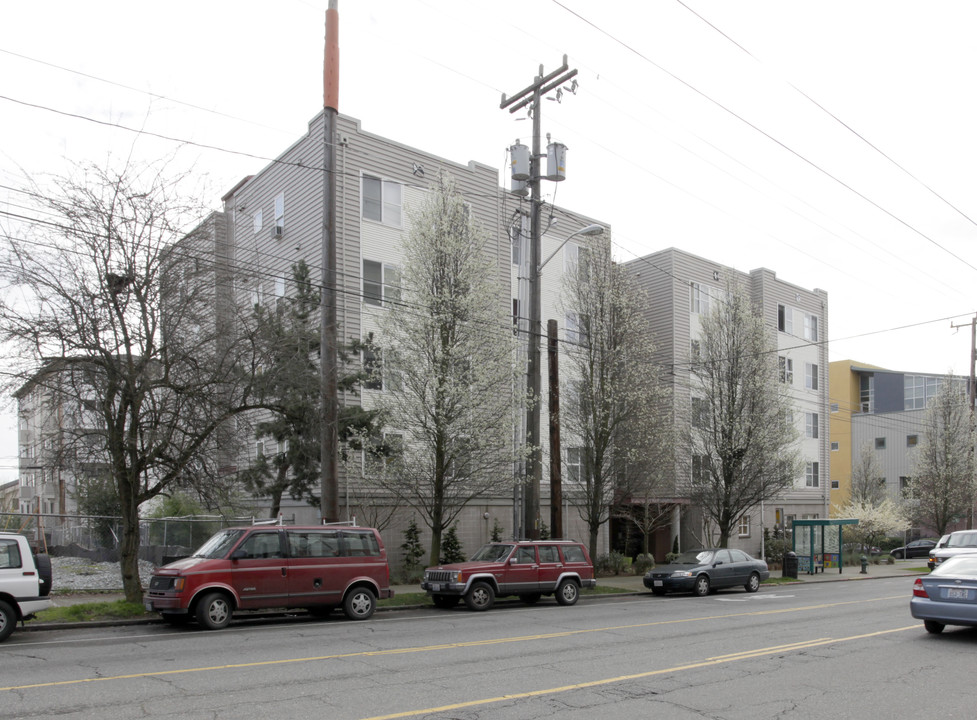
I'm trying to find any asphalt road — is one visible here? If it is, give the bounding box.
[2,577,972,719]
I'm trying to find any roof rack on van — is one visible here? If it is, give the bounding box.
[322,518,358,527]
[252,514,285,526]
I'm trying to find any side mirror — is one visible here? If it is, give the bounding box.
[230,549,247,560]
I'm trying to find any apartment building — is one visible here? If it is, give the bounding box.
[829,361,972,534]
[625,248,830,557]
[215,111,609,557]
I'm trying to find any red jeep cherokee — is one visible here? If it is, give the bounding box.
[421,540,596,611]
[144,524,393,629]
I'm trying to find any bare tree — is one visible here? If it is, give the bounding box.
[561,235,672,561]
[0,160,263,602]
[850,441,886,505]
[689,279,800,547]
[909,374,975,535]
[371,173,523,566]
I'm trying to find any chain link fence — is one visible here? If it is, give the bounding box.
[0,512,288,564]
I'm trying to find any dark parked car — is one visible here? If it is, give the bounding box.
[890,538,937,559]
[643,548,769,597]
[910,554,977,634]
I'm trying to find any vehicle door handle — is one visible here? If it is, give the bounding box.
[281,567,287,576]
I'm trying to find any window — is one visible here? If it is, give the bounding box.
[691,397,709,429]
[363,347,383,391]
[362,260,401,307]
[803,313,818,342]
[255,441,265,458]
[905,375,940,410]
[362,175,402,226]
[860,374,874,413]
[805,461,819,488]
[0,539,22,569]
[342,530,381,557]
[253,209,262,234]
[779,356,793,384]
[538,545,559,563]
[511,227,522,265]
[562,545,586,563]
[239,532,283,559]
[274,276,286,299]
[805,412,818,439]
[690,338,702,370]
[690,282,712,315]
[565,244,590,284]
[805,363,818,390]
[566,447,585,483]
[778,304,793,334]
[738,515,751,538]
[830,403,839,413]
[875,437,886,450]
[831,441,840,451]
[566,312,590,344]
[273,192,284,236]
[692,454,711,485]
[907,434,918,447]
[512,299,521,333]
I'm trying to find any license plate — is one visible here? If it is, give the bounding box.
[144,602,153,612]
[431,583,441,592]
[653,580,663,587]
[947,587,968,600]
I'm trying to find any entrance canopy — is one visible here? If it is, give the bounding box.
[792,519,859,574]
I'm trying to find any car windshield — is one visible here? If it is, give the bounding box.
[674,550,713,565]
[933,555,977,576]
[193,529,247,559]
[469,544,514,562]
[946,532,977,548]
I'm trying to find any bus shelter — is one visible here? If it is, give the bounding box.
[792,519,859,574]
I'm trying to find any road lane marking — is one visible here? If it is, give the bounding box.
[0,594,908,693]
[358,626,920,720]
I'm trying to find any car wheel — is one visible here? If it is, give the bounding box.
[195,592,232,630]
[745,572,761,593]
[464,581,495,611]
[651,588,666,596]
[519,593,541,605]
[0,599,16,642]
[555,579,580,606]
[432,594,460,609]
[693,575,710,597]
[924,620,945,634]
[893,551,903,560]
[343,587,377,621]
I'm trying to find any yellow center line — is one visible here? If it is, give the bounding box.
[359,626,920,720]
[0,594,907,693]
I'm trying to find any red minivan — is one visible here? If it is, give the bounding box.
[144,524,393,630]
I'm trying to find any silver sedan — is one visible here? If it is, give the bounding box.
[910,554,977,634]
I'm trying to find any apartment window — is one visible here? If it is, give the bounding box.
[363,347,382,391]
[805,461,820,488]
[362,175,402,226]
[738,515,751,538]
[803,313,818,342]
[778,304,793,334]
[831,441,840,451]
[566,312,590,345]
[804,363,818,390]
[905,375,940,410]
[692,397,709,429]
[255,441,265,459]
[565,244,590,284]
[875,437,886,450]
[362,260,401,307]
[273,192,284,236]
[831,479,839,489]
[860,374,874,413]
[779,356,793,384]
[830,403,839,413]
[253,209,262,234]
[907,434,918,447]
[690,282,712,315]
[512,299,521,332]
[805,412,818,439]
[566,447,585,483]
[692,454,712,485]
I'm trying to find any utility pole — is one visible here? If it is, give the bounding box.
[547,319,563,539]
[951,314,977,529]
[501,56,577,539]
[320,1,340,523]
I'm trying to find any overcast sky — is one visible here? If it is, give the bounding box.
[3,1,977,481]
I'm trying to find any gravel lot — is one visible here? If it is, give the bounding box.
[50,556,156,593]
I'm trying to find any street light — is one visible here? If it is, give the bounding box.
[538,223,604,272]
[525,221,605,539]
